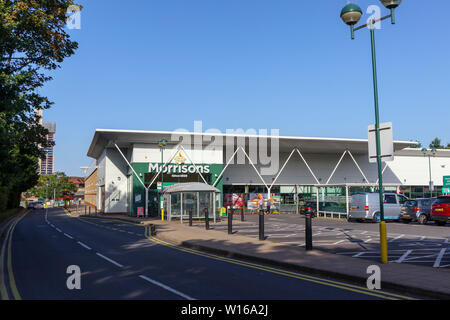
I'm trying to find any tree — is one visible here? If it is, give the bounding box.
[429,138,444,149]
[28,172,77,199]
[409,141,422,148]
[0,0,79,210]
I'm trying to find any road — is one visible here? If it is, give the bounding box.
[0,208,417,300]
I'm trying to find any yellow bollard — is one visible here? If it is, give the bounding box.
[161,208,164,221]
[379,221,388,264]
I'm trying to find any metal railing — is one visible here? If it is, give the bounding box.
[317,211,348,219]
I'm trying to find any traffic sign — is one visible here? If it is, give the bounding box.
[368,122,394,163]
[443,176,450,194]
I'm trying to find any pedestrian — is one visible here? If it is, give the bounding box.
[258,198,264,214]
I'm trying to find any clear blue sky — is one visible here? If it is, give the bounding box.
[40,0,450,176]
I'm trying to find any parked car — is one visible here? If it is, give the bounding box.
[300,201,339,217]
[400,198,435,224]
[348,192,409,222]
[431,196,450,226]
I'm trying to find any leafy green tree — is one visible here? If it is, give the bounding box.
[0,0,79,210]
[28,172,77,199]
[429,138,444,149]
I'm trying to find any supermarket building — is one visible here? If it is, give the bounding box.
[85,129,450,217]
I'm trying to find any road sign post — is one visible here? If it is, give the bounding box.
[368,121,394,264]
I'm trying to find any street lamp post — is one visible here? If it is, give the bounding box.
[422,148,437,198]
[340,0,402,264]
[158,138,168,220]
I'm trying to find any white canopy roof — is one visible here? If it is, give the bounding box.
[87,129,416,159]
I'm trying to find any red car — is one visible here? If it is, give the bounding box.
[431,196,450,226]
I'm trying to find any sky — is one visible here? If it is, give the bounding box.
[40,0,450,176]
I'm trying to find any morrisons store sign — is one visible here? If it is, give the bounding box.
[145,163,212,185]
[148,163,211,174]
[148,152,211,174]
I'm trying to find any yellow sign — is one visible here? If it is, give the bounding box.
[174,152,186,164]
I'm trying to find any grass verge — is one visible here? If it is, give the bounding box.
[0,207,22,225]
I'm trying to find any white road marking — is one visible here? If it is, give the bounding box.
[64,233,74,239]
[77,241,92,250]
[395,250,412,263]
[55,228,62,232]
[266,234,298,238]
[333,240,345,245]
[352,252,365,257]
[139,275,196,300]
[364,238,372,243]
[96,253,124,268]
[389,234,404,242]
[433,248,447,268]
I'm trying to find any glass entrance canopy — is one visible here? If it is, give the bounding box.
[162,183,221,221]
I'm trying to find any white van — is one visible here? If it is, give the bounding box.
[348,192,408,222]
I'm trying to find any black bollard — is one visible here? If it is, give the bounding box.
[228,207,233,235]
[241,206,245,222]
[305,213,313,250]
[259,209,265,240]
[89,206,91,215]
[189,207,193,226]
[205,208,209,230]
[150,224,156,236]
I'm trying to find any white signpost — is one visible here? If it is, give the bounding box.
[368,122,394,163]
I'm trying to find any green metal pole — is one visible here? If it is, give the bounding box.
[161,148,164,187]
[370,25,388,264]
[160,148,164,218]
[370,26,385,222]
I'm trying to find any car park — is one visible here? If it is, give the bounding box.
[348,192,408,222]
[400,198,435,224]
[431,196,450,226]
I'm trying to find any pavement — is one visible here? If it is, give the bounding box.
[66,208,450,299]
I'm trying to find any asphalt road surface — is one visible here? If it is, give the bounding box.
[0,208,418,300]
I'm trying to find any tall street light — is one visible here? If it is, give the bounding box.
[157,138,168,219]
[340,0,402,264]
[422,148,437,198]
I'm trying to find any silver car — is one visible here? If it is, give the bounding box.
[34,202,45,209]
[348,192,408,222]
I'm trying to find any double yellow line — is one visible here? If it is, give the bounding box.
[144,226,415,301]
[0,211,27,300]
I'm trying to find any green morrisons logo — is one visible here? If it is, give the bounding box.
[148,163,211,174]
